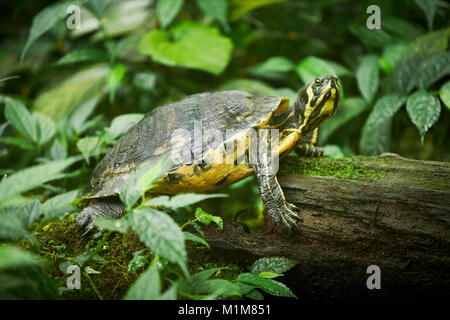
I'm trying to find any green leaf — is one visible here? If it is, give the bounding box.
[356,55,380,103]
[129,208,188,275]
[33,112,56,145]
[77,136,102,163]
[382,16,424,40]
[296,56,336,84]
[194,208,223,229]
[250,257,297,275]
[0,246,42,269]
[183,231,210,249]
[14,200,42,228]
[0,158,79,207]
[349,25,393,49]
[360,94,407,155]
[230,0,284,21]
[0,137,35,150]
[415,0,438,30]
[49,139,67,161]
[4,97,36,142]
[41,190,80,219]
[105,114,144,141]
[127,251,149,273]
[319,97,369,144]
[237,273,296,298]
[105,37,138,64]
[56,49,108,65]
[416,52,450,89]
[440,81,450,110]
[94,216,129,233]
[20,2,79,61]
[107,63,126,103]
[248,56,295,79]
[258,271,282,278]
[84,266,101,274]
[196,0,229,30]
[0,211,30,241]
[145,193,228,209]
[138,21,233,75]
[322,145,345,159]
[124,261,161,299]
[406,90,441,142]
[33,64,109,121]
[156,0,184,29]
[69,95,103,135]
[379,44,408,73]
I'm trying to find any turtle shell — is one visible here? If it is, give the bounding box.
[86,90,283,199]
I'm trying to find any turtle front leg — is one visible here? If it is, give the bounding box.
[76,197,126,236]
[253,162,302,231]
[295,128,323,157]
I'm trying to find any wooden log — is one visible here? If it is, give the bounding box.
[202,153,450,300]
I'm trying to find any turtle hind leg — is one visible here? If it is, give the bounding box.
[76,197,126,236]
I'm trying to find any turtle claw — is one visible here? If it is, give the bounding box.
[76,209,96,236]
[278,202,303,231]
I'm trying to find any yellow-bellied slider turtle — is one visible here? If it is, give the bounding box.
[77,75,341,233]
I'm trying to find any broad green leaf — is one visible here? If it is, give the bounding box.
[20,2,84,61]
[88,0,112,17]
[105,113,144,141]
[0,158,79,207]
[296,56,336,84]
[94,216,129,233]
[387,28,449,93]
[360,94,407,155]
[0,246,42,269]
[322,145,344,159]
[33,112,56,145]
[0,212,30,240]
[77,136,102,163]
[4,97,36,142]
[382,16,424,40]
[134,155,174,200]
[349,25,393,49]
[319,97,369,144]
[14,200,41,228]
[237,273,296,298]
[440,81,450,110]
[250,256,297,275]
[41,190,80,219]
[406,90,441,142]
[56,48,108,65]
[107,63,126,103]
[258,271,282,278]
[416,52,450,89]
[33,64,109,121]
[415,0,438,30]
[156,0,184,29]
[196,0,229,30]
[129,208,188,275]
[379,44,408,74]
[49,139,67,161]
[356,55,379,103]
[194,207,223,229]
[145,193,228,209]
[248,56,295,79]
[230,0,284,21]
[124,261,161,299]
[183,231,210,249]
[0,137,35,150]
[127,251,149,273]
[138,22,233,75]
[69,95,103,135]
[105,37,138,63]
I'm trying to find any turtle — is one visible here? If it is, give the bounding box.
[76,74,341,234]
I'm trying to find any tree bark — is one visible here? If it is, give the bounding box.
[202,153,450,300]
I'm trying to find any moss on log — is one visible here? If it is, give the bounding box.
[203,153,450,300]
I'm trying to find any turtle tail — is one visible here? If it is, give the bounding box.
[76,197,126,236]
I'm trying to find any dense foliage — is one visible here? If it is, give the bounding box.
[0,0,448,299]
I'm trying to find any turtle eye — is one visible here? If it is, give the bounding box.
[314,79,323,86]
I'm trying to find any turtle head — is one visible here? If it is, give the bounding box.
[294,74,341,135]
